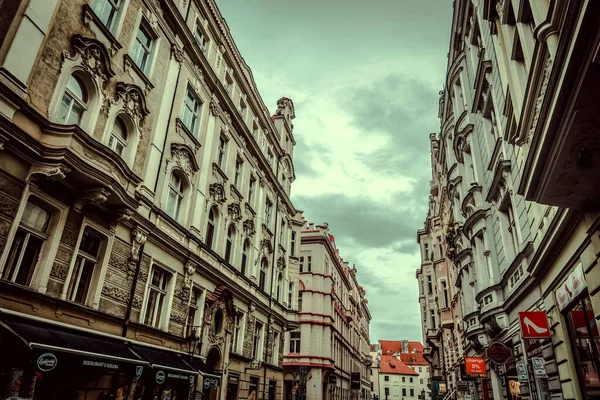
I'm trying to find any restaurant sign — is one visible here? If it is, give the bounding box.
[486,342,511,365]
[555,263,586,311]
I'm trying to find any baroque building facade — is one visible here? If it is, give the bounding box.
[282,221,372,400]
[0,1,301,400]
[418,1,600,400]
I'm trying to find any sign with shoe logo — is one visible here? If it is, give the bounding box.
[555,262,585,311]
[518,311,551,339]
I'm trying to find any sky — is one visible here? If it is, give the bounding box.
[215,0,454,343]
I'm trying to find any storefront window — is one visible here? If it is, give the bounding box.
[565,294,600,400]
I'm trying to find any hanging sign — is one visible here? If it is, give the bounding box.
[555,263,586,311]
[531,358,548,379]
[516,364,528,383]
[519,312,551,339]
[37,353,58,372]
[486,342,512,365]
[465,358,486,377]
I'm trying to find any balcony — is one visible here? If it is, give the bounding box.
[440,308,454,329]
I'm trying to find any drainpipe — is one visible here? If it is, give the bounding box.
[123,242,146,338]
[261,153,283,400]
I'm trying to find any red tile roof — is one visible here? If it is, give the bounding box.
[379,355,419,376]
[380,340,424,355]
[400,353,429,366]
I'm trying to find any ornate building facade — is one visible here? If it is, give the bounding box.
[0,1,300,400]
[283,221,372,400]
[418,1,600,400]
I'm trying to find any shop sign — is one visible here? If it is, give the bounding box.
[531,358,548,379]
[555,263,586,311]
[439,383,447,393]
[189,375,195,388]
[82,360,119,369]
[167,372,191,380]
[457,381,469,393]
[571,310,600,337]
[203,376,220,389]
[524,338,543,359]
[329,375,337,385]
[136,366,144,380]
[37,353,58,372]
[519,312,551,339]
[351,372,361,390]
[465,357,486,376]
[459,363,479,381]
[248,359,262,370]
[464,395,472,400]
[516,364,528,383]
[486,342,512,365]
[228,375,239,385]
[155,370,166,384]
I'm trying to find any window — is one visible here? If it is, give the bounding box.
[91,0,122,32]
[187,287,203,338]
[248,175,256,205]
[217,135,227,169]
[424,243,429,260]
[289,332,301,353]
[276,273,283,302]
[402,377,406,383]
[420,379,424,384]
[419,367,422,372]
[143,266,170,328]
[384,376,389,382]
[264,199,273,229]
[234,157,243,188]
[288,282,294,308]
[206,207,217,249]
[427,276,433,294]
[402,389,407,396]
[241,239,250,275]
[131,21,154,74]
[430,309,436,329]
[385,388,390,397]
[410,377,414,383]
[66,227,102,304]
[307,256,312,272]
[299,256,304,272]
[253,321,264,360]
[57,74,87,125]
[410,389,415,397]
[182,86,202,135]
[193,19,207,52]
[108,117,127,156]
[3,201,51,286]
[165,171,184,220]
[267,149,274,169]
[298,292,302,311]
[225,225,235,264]
[279,219,285,246]
[290,231,296,257]
[259,259,267,291]
[233,312,244,354]
[442,280,449,308]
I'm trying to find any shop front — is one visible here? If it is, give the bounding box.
[0,316,149,400]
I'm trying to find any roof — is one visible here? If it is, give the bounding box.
[400,353,429,366]
[379,355,419,376]
[380,340,424,355]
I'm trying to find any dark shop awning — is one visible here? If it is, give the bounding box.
[130,344,197,376]
[187,356,221,380]
[1,318,147,366]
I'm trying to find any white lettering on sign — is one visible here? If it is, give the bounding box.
[83,360,119,369]
[555,263,586,311]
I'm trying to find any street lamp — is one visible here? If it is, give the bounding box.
[187,327,201,360]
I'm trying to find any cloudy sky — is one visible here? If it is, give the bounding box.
[215,0,453,343]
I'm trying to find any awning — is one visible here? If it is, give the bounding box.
[130,344,197,377]
[1,318,147,367]
[187,356,221,379]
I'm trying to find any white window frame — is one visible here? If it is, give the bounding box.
[0,186,69,293]
[186,286,205,337]
[131,18,155,75]
[289,331,301,353]
[140,260,175,331]
[233,311,246,354]
[128,12,161,80]
[61,218,113,308]
[217,134,228,170]
[272,331,280,365]
[253,320,265,361]
[234,157,243,189]
[193,17,209,53]
[182,84,202,136]
[90,0,127,35]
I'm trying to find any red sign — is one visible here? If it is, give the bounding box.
[465,357,486,376]
[486,342,511,365]
[519,312,551,339]
[571,311,600,337]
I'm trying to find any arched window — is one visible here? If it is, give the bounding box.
[225,224,235,263]
[57,74,87,125]
[206,207,217,249]
[241,239,250,275]
[276,273,283,302]
[259,259,267,291]
[108,116,128,156]
[165,171,184,220]
[288,282,294,308]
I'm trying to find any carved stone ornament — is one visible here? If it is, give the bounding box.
[26,164,71,183]
[496,0,504,19]
[277,256,285,270]
[243,219,256,237]
[73,188,111,212]
[260,239,273,255]
[63,35,116,83]
[168,143,199,179]
[227,202,242,222]
[171,44,184,63]
[248,301,256,314]
[209,100,221,117]
[130,226,147,262]
[114,82,150,121]
[527,57,553,143]
[109,209,134,232]
[184,262,195,289]
[208,183,227,204]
